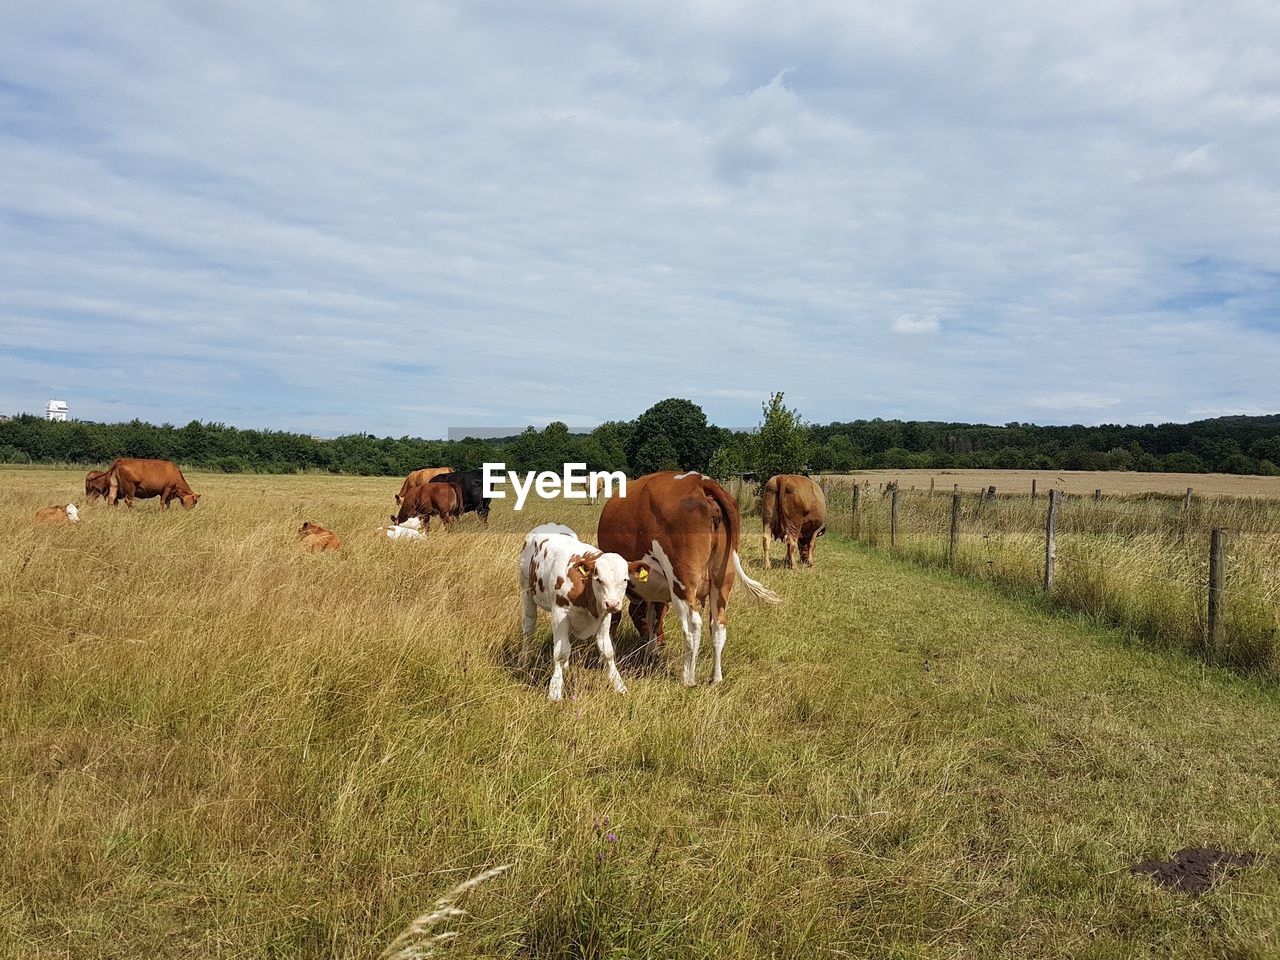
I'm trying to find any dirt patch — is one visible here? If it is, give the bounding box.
[1131,847,1259,895]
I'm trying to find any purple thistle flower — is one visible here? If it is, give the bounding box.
[607,832,618,843]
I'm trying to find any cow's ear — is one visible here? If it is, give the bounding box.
[629,561,651,582]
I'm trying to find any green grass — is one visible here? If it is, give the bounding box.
[821,484,1280,676]
[2,468,1280,958]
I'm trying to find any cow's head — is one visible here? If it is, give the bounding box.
[568,553,630,615]
[298,521,317,538]
[65,503,80,523]
[179,492,200,510]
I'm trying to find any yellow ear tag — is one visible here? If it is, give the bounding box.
[577,564,588,576]
[637,568,648,581]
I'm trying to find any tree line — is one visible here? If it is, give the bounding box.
[2,398,1279,478]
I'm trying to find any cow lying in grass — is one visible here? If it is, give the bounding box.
[375,521,427,541]
[298,522,342,552]
[519,523,644,701]
[35,504,79,525]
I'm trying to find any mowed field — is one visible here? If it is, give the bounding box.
[834,469,1280,499]
[4,467,1280,959]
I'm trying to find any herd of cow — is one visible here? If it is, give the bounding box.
[35,458,829,698]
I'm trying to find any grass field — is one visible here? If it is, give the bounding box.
[4,468,1280,958]
[835,469,1280,499]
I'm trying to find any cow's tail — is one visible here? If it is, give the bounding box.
[704,479,782,605]
[733,550,782,604]
[450,482,464,516]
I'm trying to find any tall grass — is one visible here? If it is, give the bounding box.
[4,468,1280,958]
[820,480,1280,675]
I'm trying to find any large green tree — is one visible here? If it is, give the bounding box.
[626,398,714,474]
[751,392,810,480]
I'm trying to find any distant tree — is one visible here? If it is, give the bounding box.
[810,435,858,472]
[626,398,714,473]
[751,392,810,480]
[632,434,680,474]
[706,445,744,480]
[1162,451,1208,473]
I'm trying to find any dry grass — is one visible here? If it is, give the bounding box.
[3,467,1280,958]
[835,468,1280,499]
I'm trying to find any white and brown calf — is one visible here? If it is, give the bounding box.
[518,524,639,701]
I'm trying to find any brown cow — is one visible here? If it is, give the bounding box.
[107,458,200,509]
[35,503,80,525]
[761,474,827,569]
[395,466,457,505]
[598,471,780,687]
[298,521,342,552]
[394,480,462,527]
[84,469,112,502]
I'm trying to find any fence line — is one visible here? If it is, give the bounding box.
[795,477,1280,676]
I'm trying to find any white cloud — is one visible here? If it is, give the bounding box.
[891,314,941,335]
[0,1,1278,434]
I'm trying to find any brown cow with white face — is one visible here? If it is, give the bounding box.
[598,471,780,687]
[107,458,200,509]
[35,503,79,525]
[761,474,827,569]
[395,467,456,506]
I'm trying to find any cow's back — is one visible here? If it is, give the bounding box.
[600,472,736,566]
[766,474,826,536]
[397,466,455,501]
[113,458,187,494]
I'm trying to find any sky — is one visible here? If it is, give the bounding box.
[2,1,1279,437]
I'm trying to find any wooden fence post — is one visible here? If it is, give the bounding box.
[1208,528,1229,651]
[1031,478,1037,499]
[890,485,899,549]
[1044,489,1059,591]
[849,482,860,539]
[1184,487,1194,512]
[929,477,935,497]
[1094,488,1101,502]
[948,491,960,564]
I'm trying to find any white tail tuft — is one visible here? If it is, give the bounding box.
[732,551,782,604]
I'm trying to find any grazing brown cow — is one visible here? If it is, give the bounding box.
[761,474,827,569]
[598,471,781,687]
[394,481,462,527]
[107,458,200,509]
[297,521,342,552]
[395,466,457,505]
[84,469,112,502]
[35,503,80,525]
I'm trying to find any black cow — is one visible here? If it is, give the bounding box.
[429,470,490,523]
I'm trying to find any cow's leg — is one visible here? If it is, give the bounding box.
[520,592,538,674]
[547,611,572,702]
[593,617,627,694]
[762,527,773,569]
[707,588,729,684]
[785,533,798,569]
[671,596,703,687]
[629,600,665,658]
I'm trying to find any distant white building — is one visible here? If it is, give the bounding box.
[45,399,69,422]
